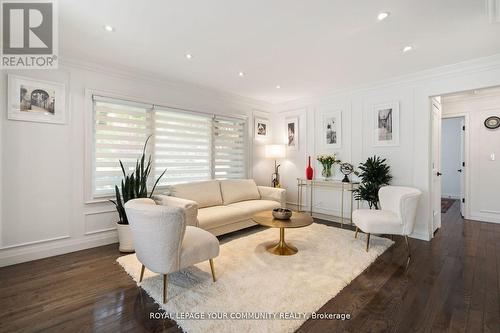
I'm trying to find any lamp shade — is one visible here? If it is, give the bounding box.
[265,144,286,159]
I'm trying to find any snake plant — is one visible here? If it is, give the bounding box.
[110,136,166,224]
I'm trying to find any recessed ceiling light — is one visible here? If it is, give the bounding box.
[377,12,390,21]
[238,72,245,77]
[185,53,192,59]
[103,25,115,32]
[276,85,281,89]
[402,45,413,53]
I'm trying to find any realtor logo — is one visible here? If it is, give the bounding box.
[1,0,58,69]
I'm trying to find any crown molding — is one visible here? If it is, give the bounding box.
[274,53,500,108]
[486,0,500,23]
[58,56,273,109]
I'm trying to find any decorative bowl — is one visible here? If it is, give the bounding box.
[272,208,292,220]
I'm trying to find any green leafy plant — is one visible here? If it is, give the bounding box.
[110,136,166,224]
[353,156,392,209]
[317,154,341,179]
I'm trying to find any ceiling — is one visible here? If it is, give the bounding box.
[60,0,500,104]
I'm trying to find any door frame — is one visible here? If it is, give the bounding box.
[430,97,442,233]
[441,112,470,219]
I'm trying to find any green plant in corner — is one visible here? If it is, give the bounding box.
[353,155,392,209]
[110,136,166,224]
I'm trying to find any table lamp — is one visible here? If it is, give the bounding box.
[265,144,286,187]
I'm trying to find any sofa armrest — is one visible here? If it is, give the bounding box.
[153,194,199,227]
[258,186,286,207]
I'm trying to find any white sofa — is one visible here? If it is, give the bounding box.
[154,179,286,236]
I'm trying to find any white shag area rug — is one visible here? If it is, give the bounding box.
[117,223,393,333]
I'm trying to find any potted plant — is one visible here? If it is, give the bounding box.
[110,136,166,252]
[316,154,341,180]
[353,155,392,209]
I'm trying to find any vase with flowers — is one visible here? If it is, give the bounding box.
[316,154,341,180]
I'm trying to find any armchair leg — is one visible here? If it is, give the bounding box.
[209,259,216,282]
[139,264,145,283]
[366,233,371,252]
[355,227,359,239]
[163,274,168,303]
[405,235,411,264]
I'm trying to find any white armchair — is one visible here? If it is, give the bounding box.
[124,198,220,303]
[352,186,422,259]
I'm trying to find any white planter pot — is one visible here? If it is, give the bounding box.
[116,223,135,253]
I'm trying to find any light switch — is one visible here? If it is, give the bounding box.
[491,153,496,161]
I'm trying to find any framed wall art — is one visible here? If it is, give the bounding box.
[285,116,299,150]
[8,74,67,124]
[373,101,399,146]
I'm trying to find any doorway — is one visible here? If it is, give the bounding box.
[441,116,465,216]
[430,97,468,235]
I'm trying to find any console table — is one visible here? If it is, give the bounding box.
[296,178,360,227]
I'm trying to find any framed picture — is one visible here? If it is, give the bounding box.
[373,101,399,146]
[7,74,66,124]
[322,111,342,149]
[254,117,270,139]
[285,117,299,150]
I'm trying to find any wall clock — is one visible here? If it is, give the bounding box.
[484,116,500,129]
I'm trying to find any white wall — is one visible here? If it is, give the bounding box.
[273,54,500,240]
[441,118,462,199]
[0,59,273,266]
[442,90,500,223]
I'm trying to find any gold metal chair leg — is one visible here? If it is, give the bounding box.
[355,227,359,239]
[209,259,216,282]
[139,264,145,282]
[366,233,371,252]
[163,274,168,303]
[405,235,411,264]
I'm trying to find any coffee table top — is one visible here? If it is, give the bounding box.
[252,210,313,229]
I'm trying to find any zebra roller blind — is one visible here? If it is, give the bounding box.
[92,95,247,198]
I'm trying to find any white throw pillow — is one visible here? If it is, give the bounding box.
[167,180,222,208]
[220,179,261,205]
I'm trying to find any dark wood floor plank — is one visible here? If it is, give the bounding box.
[0,201,499,333]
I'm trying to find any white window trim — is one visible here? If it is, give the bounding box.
[84,88,251,204]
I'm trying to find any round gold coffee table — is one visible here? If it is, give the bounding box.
[252,210,313,256]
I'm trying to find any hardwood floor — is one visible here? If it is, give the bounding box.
[0,201,498,333]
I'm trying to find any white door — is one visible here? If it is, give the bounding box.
[459,117,465,216]
[431,97,442,233]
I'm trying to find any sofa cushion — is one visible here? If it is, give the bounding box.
[197,205,247,230]
[227,200,281,218]
[166,180,222,208]
[219,179,261,205]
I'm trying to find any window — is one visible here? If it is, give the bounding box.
[213,117,247,179]
[92,95,247,198]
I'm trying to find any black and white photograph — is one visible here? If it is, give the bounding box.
[377,108,393,141]
[254,117,270,139]
[257,122,267,136]
[373,101,399,146]
[8,75,66,124]
[322,111,342,149]
[286,117,298,150]
[20,85,56,114]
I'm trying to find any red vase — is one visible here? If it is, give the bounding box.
[306,156,314,180]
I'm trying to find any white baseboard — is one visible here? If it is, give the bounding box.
[467,214,500,224]
[0,231,118,267]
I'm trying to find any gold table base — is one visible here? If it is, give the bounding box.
[266,228,298,256]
